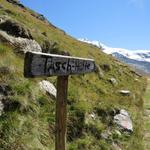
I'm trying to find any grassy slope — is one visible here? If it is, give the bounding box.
[0,0,147,149]
[143,78,150,149]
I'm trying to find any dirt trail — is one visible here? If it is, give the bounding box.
[144,78,150,149]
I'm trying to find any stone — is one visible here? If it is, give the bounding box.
[88,112,96,120]
[109,77,117,85]
[114,109,133,132]
[39,80,56,98]
[0,30,42,53]
[119,90,131,96]
[0,19,33,39]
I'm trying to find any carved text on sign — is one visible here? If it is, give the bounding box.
[24,52,95,77]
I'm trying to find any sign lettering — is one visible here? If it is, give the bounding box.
[24,51,95,77]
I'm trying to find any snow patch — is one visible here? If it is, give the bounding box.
[79,38,150,62]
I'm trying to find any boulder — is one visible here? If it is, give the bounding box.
[114,109,133,132]
[0,30,42,53]
[0,19,33,39]
[39,80,56,98]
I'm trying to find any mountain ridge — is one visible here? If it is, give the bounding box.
[79,38,150,74]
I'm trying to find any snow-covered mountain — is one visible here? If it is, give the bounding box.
[79,38,150,74]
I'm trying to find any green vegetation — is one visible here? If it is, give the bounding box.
[143,79,150,149]
[0,0,147,149]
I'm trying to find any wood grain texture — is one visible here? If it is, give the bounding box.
[24,51,95,77]
[55,76,68,150]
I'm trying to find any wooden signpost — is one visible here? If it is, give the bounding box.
[24,51,95,150]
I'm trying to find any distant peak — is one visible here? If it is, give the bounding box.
[78,38,150,62]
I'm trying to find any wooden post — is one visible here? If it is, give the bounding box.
[56,76,68,150]
[24,51,95,150]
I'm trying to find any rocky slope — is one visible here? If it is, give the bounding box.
[0,0,147,150]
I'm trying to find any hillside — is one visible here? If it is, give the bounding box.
[0,0,147,150]
[143,79,150,149]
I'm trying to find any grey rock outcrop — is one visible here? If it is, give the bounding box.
[0,30,42,53]
[0,16,41,53]
[114,109,133,132]
[39,80,57,98]
[0,19,33,39]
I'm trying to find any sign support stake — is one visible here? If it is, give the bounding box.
[56,76,68,150]
[24,51,95,150]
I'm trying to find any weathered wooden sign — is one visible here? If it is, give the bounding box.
[24,51,95,77]
[24,51,96,150]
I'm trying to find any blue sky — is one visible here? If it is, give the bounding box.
[20,0,150,50]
